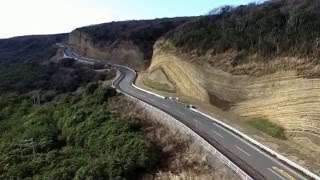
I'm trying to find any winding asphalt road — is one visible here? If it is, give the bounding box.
[61,45,313,180]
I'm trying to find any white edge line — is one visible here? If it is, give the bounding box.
[192,109,316,179]
[213,122,301,179]
[65,47,317,180]
[268,168,286,180]
[212,130,223,138]
[194,119,203,125]
[66,49,253,180]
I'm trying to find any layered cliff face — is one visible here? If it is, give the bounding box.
[147,39,320,135]
[142,38,320,172]
[68,17,192,70]
[143,0,320,145]
[68,30,145,70]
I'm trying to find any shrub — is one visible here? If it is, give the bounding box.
[85,82,99,95]
[0,84,157,179]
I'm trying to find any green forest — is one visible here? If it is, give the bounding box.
[0,83,158,179]
[166,0,320,59]
[79,17,192,60]
[0,35,159,179]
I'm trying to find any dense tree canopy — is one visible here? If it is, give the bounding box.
[0,84,158,179]
[165,0,320,60]
[78,17,192,60]
[0,34,157,179]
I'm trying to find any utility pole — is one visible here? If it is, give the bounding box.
[19,138,36,157]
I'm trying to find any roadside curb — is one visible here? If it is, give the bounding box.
[110,63,319,180]
[189,108,319,180]
[64,45,319,180]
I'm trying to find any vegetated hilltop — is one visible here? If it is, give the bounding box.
[68,17,193,70]
[0,34,67,65]
[0,33,233,178]
[0,35,153,179]
[140,0,320,173]
[164,0,320,76]
[0,34,68,93]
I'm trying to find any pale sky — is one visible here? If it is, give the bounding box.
[0,0,264,38]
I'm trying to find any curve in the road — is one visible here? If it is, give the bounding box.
[61,45,319,180]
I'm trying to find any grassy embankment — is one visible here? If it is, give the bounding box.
[143,78,176,93]
[247,117,286,139]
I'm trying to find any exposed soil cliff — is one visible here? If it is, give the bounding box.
[147,39,320,134]
[68,17,192,71]
[139,38,320,173]
[68,30,145,70]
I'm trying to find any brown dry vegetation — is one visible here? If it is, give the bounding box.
[139,39,320,174]
[108,95,238,179]
[69,30,146,70]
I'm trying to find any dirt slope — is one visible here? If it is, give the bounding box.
[68,17,193,71]
[138,39,320,173]
[68,30,145,70]
[147,39,320,134]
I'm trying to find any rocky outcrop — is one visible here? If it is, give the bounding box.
[144,39,320,138]
[68,30,145,70]
[141,38,320,172]
[147,40,209,101]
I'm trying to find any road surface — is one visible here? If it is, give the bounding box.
[62,45,313,180]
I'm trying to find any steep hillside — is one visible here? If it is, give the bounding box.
[68,17,192,70]
[164,0,320,77]
[0,34,237,179]
[139,0,320,173]
[0,34,72,93]
[0,34,67,65]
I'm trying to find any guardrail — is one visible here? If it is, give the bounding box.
[108,63,166,99]
[190,108,319,180]
[63,46,319,180]
[115,83,253,180]
[110,63,319,180]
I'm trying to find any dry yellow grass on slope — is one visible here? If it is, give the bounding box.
[109,96,238,180]
[68,30,145,70]
[147,42,209,102]
[136,39,320,173]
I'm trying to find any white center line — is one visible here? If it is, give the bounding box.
[268,168,286,180]
[177,111,185,115]
[149,98,156,102]
[235,145,251,157]
[212,130,223,138]
[163,104,170,108]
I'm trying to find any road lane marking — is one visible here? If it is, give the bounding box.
[220,124,304,180]
[268,167,286,180]
[273,167,296,180]
[235,145,251,157]
[163,104,170,108]
[212,130,223,138]
[193,119,203,125]
[149,98,156,102]
[177,111,185,116]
